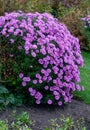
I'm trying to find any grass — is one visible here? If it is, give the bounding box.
[74,51,90,104]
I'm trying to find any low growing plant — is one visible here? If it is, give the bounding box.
[0,120,8,130]
[11,111,33,130]
[45,116,86,130]
[0,11,84,106]
[0,111,33,130]
[0,84,15,110]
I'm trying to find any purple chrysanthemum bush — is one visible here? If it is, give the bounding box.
[0,11,84,106]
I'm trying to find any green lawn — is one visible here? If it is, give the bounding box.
[74,51,90,104]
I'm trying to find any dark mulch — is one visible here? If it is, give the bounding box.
[0,99,90,130]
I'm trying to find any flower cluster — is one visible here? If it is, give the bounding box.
[0,11,84,106]
[81,15,90,27]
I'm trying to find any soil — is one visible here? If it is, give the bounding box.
[0,99,90,130]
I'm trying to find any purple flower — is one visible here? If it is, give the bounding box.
[36,100,41,104]
[81,86,84,91]
[38,59,44,65]
[55,95,60,100]
[43,76,47,81]
[76,85,81,91]
[44,86,49,90]
[0,16,5,27]
[31,52,36,57]
[36,73,41,79]
[41,69,45,74]
[10,39,14,44]
[35,92,43,100]
[33,80,37,84]
[23,77,31,82]
[39,79,43,84]
[19,73,24,78]
[47,69,51,73]
[30,90,36,96]
[18,46,22,50]
[22,81,26,87]
[58,101,62,106]
[28,87,33,93]
[53,91,59,96]
[47,99,52,104]
[9,54,14,57]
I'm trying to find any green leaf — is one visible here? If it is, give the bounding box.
[0,85,9,94]
[0,98,5,103]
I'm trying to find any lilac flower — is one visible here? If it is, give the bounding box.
[55,95,60,100]
[19,73,24,78]
[31,52,36,57]
[38,59,44,65]
[33,80,37,84]
[9,54,14,57]
[28,87,33,93]
[22,81,26,87]
[23,77,30,82]
[0,16,5,27]
[81,86,84,91]
[10,39,14,44]
[18,46,22,50]
[36,73,41,79]
[30,90,36,96]
[53,91,59,96]
[76,84,81,91]
[44,86,49,90]
[43,76,47,81]
[41,69,45,74]
[47,69,51,73]
[47,99,52,105]
[35,92,43,100]
[36,100,41,104]
[39,79,43,84]
[58,101,62,106]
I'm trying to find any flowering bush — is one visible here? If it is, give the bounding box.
[0,11,84,106]
[81,15,90,50]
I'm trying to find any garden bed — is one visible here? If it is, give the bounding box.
[0,99,90,130]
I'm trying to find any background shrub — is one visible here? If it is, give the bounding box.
[81,15,90,51]
[58,0,90,51]
[0,0,53,15]
[0,12,84,106]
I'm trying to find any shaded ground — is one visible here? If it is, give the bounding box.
[0,100,90,130]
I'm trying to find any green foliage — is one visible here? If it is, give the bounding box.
[11,111,33,130]
[45,116,86,130]
[59,0,90,51]
[58,2,76,18]
[82,26,90,51]
[74,51,90,104]
[0,84,14,110]
[0,83,24,110]
[0,0,53,15]
[0,111,33,130]
[0,120,8,130]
